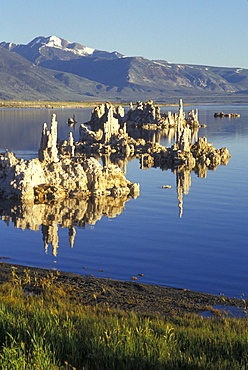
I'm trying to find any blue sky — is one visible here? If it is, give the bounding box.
[1,0,248,68]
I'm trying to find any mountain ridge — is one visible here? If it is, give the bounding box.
[1,35,248,103]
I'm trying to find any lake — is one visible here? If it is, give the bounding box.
[0,105,247,298]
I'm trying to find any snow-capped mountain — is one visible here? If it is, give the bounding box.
[0,35,248,103]
[27,35,96,57]
[0,35,123,64]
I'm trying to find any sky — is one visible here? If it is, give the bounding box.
[1,0,248,69]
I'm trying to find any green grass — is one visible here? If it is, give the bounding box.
[0,272,247,369]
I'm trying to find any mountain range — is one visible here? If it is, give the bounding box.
[1,35,248,103]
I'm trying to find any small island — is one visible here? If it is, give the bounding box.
[0,99,230,204]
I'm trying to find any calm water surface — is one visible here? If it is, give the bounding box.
[0,105,247,298]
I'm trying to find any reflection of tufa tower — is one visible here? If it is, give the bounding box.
[68,226,76,248]
[42,224,76,256]
[42,224,59,257]
[0,196,130,257]
[176,168,192,218]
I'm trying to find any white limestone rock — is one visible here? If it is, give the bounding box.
[0,114,140,201]
[38,114,59,162]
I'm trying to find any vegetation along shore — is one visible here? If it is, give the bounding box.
[0,100,229,110]
[0,100,101,110]
[0,262,247,369]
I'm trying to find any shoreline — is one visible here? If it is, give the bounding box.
[0,101,100,110]
[1,262,246,316]
[0,101,178,110]
[0,100,247,110]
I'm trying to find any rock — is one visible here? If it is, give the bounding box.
[76,100,230,175]
[82,102,122,143]
[67,114,76,126]
[1,103,229,210]
[0,114,140,202]
[125,99,199,129]
[67,132,75,156]
[34,184,67,203]
[79,123,103,143]
[214,112,241,118]
[38,114,59,162]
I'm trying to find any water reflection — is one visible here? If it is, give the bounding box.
[98,123,201,175]
[0,107,232,257]
[0,108,92,152]
[0,106,246,298]
[0,149,230,255]
[0,195,132,256]
[176,167,191,218]
[127,125,199,146]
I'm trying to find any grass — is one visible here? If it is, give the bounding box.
[0,100,101,109]
[0,270,247,369]
[0,100,178,110]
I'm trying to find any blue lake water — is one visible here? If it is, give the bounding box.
[0,105,247,298]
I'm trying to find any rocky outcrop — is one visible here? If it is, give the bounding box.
[80,100,199,147]
[80,102,125,143]
[38,114,59,162]
[78,100,199,158]
[125,99,199,128]
[125,100,162,125]
[0,101,231,225]
[0,114,139,201]
[77,100,230,175]
[76,99,231,222]
[214,112,241,118]
[141,136,231,172]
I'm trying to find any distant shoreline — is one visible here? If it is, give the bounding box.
[0,101,101,110]
[0,100,247,110]
[0,100,178,109]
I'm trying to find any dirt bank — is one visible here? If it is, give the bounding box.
[0,262,246,316]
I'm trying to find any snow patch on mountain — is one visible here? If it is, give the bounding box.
[46,35,63,48]
[44,36,95,56]
[28,36,96,56]
[30,38,41,48]
[76,46,95,56]
[45,36,95,55]
[153,61,166,67]
[0,41,17,50]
